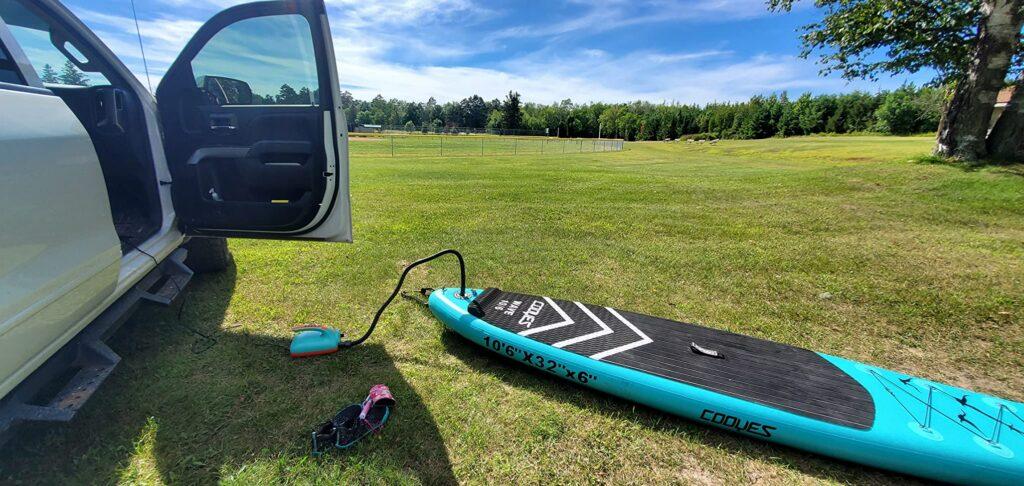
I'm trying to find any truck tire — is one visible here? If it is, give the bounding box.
[184,237,233,273]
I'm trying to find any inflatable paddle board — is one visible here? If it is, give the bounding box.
[429,287,1023,484]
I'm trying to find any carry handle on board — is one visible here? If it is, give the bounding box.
[468,288,501,317]
[690,342,725,359]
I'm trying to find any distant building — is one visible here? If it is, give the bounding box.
[354,124,382,133]
[990,86,1016,128]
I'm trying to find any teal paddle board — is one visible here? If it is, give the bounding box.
[429,287,1024,484]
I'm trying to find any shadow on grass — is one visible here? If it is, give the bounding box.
[436,322,922,485]
[0,263,455,484]
[994,164,1024,177]
[912,154,1024,177]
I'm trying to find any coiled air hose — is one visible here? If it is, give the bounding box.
[340,249,467,348]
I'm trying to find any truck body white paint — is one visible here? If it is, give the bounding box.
[0,89,121,399]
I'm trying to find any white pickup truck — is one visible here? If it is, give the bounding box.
[0,0,350,442]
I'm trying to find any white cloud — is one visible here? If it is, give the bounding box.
[326,0,492,28]
[336,48,864,105]
[64,0,896,102]
[486,0,773,43]
[646,50,733,64]
[156,0,250,9]
[70,8,205,88]
[317,0,837,104]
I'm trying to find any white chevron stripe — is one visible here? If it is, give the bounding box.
[551,302,613,348]
[519,297,575,336]
[589,307,653,360]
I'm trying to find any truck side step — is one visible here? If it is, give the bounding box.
[0,339,121,437]
[47,340,120,416]
[0,249,192,446]
[139,253,193,306]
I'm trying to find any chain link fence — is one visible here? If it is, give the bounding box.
[353,124,548,137]
[350,134,625,158]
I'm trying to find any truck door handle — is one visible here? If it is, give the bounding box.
[209,114,237,132]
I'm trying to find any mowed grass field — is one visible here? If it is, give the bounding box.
[3,135,1023,484]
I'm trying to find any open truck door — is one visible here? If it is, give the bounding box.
[156,0,350,241]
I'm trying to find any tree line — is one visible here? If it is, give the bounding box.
[340,91,525,133]
[340,85,945,141]
[39,60,90,86]
[344,0,1021,159]
[250,84,319,105]
[768,0,1023,162]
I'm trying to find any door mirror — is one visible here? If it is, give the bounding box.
[198,75,253,105]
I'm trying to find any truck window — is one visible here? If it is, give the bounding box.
[190,14,319,105]
[0,41,24,84]
[0,0,109,87]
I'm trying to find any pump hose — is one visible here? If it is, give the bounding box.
[341,249,467,348]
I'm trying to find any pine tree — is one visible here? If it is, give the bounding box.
[275,84,299,104]
[501,91,522,130]
[297,86,313,104]
[40,63,59,84]
[57,59,89,86]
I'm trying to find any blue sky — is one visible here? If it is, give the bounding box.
[61,0,931,104]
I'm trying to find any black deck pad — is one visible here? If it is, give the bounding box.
[471,289,875,429]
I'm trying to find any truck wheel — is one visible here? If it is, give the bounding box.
[184,237,233,273]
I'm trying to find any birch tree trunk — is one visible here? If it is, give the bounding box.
[935,0,1024,160]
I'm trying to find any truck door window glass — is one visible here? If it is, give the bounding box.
[0,42,24,84]
[0,0,109,87]
[190,14,318,106]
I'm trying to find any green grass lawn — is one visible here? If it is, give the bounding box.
[3,136,1023,484]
